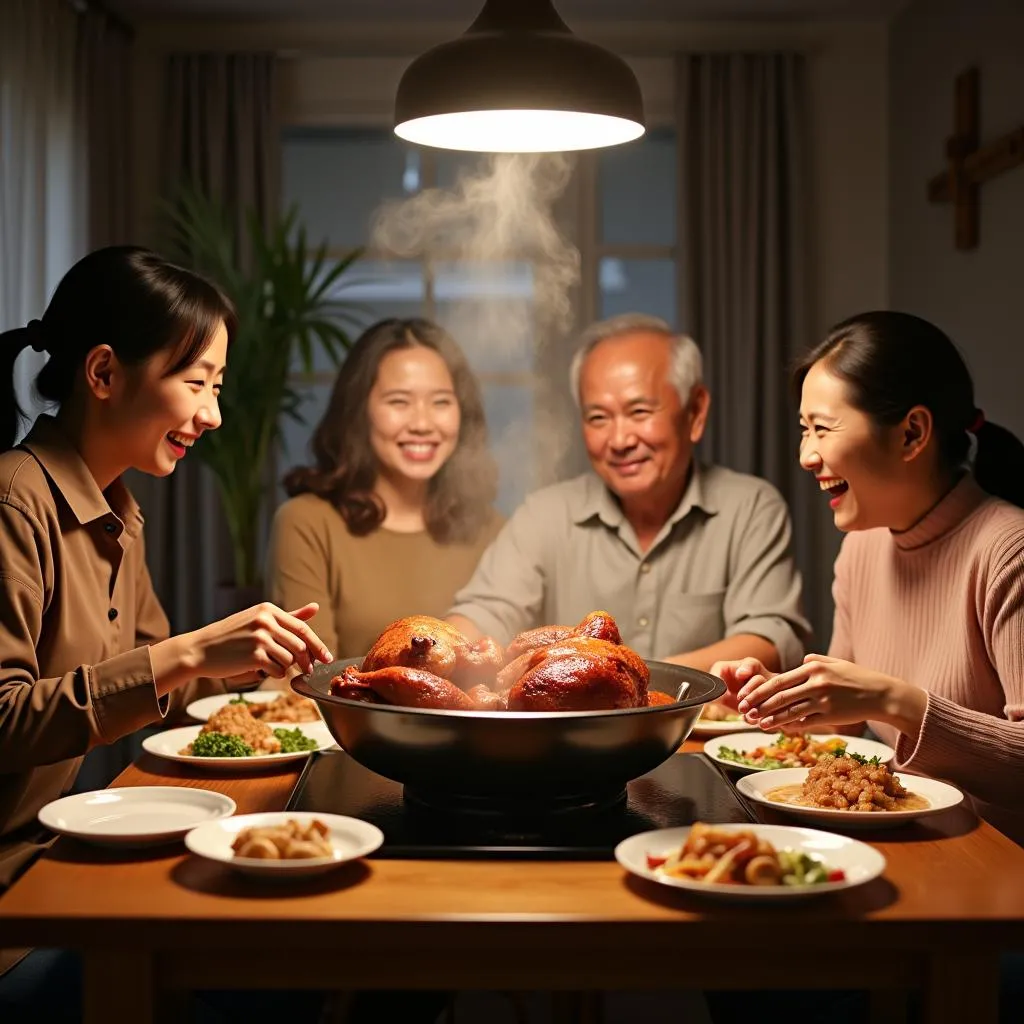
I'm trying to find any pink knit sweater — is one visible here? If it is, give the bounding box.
[829,474,1024,843]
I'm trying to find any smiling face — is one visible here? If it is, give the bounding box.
[799,359,921,532]
[99,319,228,478]
[579,331,707,509]
[367,344,460,488]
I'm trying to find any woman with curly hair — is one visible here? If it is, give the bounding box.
[267,317,503,659]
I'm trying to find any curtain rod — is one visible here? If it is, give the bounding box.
[67,0,136,40]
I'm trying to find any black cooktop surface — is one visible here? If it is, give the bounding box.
[286,751,754,859]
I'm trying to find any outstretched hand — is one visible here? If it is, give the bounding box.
[708,657,776,712]
[735,653,912,731]
[190,601,333,685]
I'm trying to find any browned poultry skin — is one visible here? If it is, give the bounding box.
[466,684,508,711]
[335,665,477,710]
[504,610,622,661]
[361,615,504,687]
[506,636,650,711]
[645,690,676,706]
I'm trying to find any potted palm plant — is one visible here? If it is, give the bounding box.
[163,185,363,611]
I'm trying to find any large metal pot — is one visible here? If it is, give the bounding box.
[292,658,725,801]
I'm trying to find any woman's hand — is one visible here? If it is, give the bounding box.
[709,657,776,711]
[152,602,333,694]
[735,653,928,736]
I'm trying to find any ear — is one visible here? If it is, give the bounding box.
[82,345,119,402]
[900,405,934,464]
[687,384,710,444]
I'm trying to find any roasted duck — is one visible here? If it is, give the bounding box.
[330,611,669,713]
[361,615,504,688]
[504,636,649,711]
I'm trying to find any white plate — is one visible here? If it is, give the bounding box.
[186,690,320,722]
[38,786,236,848]
[142,721,337,772]
[704,732,895,773]
[736,767,964,828]
[616,823,885,900]
[185,812,384,879]
[690,714,760,736]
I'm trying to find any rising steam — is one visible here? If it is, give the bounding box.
[371,153,582,504]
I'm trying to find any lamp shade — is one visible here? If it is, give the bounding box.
[394,0,645,153]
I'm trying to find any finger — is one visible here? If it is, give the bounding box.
[760,701,826,730]
[280,606,333,663]
[255,638,296,679]
[223,670,265,686]
[803,653,837,665]
[753,679,825,719]
[266,621,315,675]
[737,663,814,707]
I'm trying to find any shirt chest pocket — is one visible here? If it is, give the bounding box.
[660,589,727,652]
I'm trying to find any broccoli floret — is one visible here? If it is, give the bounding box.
[189,732,255,758]
[273,727,318,754]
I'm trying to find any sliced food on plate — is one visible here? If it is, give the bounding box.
[705,731,895,772]
[615,821,886,899]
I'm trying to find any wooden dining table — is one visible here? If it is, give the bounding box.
[1,737,1022,1024]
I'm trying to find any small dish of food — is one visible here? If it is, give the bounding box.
[187,690,322,724]
[184,812,384,878]
[736,755,964,828]
[143,708,336,772]
[705,732,895,773]
[688,702,758,736]
[615,822,885,899]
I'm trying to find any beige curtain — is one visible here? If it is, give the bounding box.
[675,53,830,641]
[0,0,83,430]
[131,53,280,633]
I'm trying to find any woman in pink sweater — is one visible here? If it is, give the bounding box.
[716,310,1024,843]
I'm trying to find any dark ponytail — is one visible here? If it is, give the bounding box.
[792,310,1024,509]
[2,245,236,451]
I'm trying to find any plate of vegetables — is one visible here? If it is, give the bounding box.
[704,732,895,773]
[615,822,886,900]
[142,720,337,772]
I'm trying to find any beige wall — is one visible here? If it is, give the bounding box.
[889,0,1024,440]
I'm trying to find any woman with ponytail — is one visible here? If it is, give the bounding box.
[712,310,1024,845]
[0,248,333,983]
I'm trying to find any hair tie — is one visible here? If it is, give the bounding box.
[26,319,48,354]
[967,409,985,434]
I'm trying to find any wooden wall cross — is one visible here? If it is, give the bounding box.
[927,67,1024,250]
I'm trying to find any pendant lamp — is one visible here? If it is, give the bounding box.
[394,0,645,153]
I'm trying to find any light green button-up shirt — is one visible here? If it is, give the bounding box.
[448,462,810,668]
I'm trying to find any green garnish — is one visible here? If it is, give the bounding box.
[717,746,790,770]
[273,727,318,754]
[844,751,882,766]
[229,693,252,705]
[778,850,831,886]
[189,732,255,758]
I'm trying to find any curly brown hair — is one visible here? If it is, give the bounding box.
[283,317,498,542]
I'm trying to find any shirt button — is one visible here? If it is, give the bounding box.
[638,616,649,628]
[108,608,118,621]
[103,522,117,534]
[639,563,652,574]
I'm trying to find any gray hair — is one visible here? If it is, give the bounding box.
[568,313,704,406]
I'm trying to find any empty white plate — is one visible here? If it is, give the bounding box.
[142,721,337,772]
[185,812,384,879]
[38,786,236,848]
[736,767,964,828]
[704,732,895,773]
[616,823,886,900]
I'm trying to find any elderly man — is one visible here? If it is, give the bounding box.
[447,313,810,672]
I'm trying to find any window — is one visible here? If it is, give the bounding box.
[595,127,678,325]
[280,128,541,515]
[277,124,680,513]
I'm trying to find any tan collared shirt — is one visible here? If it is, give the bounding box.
[449,463,810,667]
[0,416,229,907]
